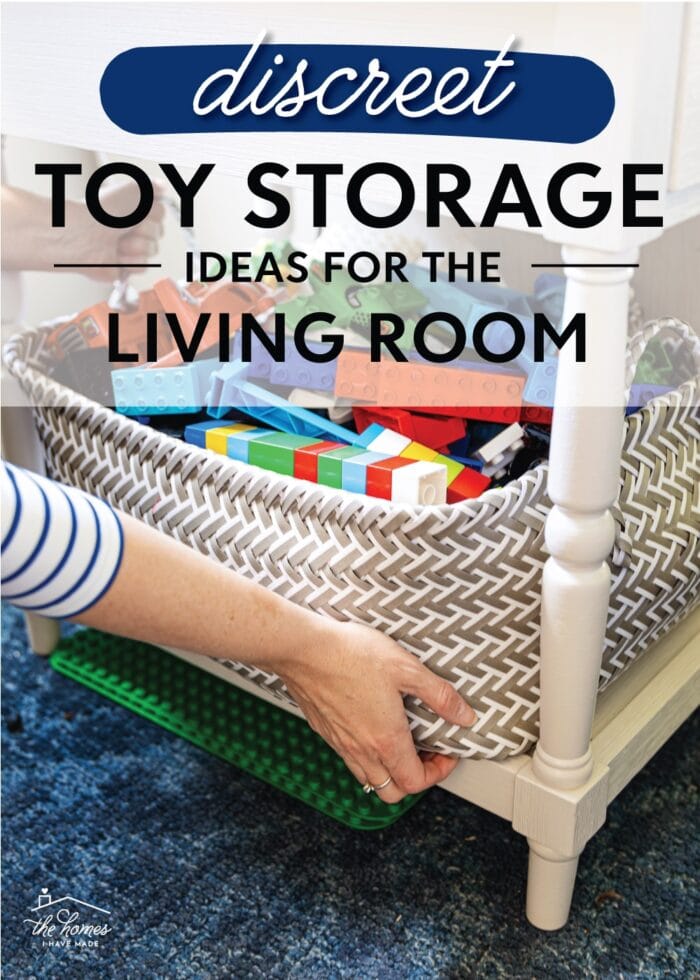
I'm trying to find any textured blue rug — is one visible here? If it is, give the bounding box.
[2,603,698,979]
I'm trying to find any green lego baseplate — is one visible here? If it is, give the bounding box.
[50,629,423,830]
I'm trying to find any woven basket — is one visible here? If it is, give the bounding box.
[4,318,699,760]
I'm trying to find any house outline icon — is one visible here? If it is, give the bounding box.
[31,889,110,916]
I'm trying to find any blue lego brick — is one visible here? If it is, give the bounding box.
[205,360,250,419]
[217,379,353,443]
[515,356,558,405]
[341,451,388,493]
[112,359,216,415]
[627,383,674,414]
[232,333,338,391]
[184,420,227,448]
[225,429,270,461]
[354,423,386,449]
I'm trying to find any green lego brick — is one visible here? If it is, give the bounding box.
[317,446,366,488]
[248,433,318,476]
[50,629,422,830]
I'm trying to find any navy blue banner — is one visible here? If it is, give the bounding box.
[100,36,614,144]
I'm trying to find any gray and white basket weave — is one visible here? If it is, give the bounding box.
[4,318,699,760]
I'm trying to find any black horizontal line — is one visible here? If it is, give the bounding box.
[531,263,640,268]
[53,263,162,269]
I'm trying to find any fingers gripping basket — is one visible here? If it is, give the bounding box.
[4,318,699,760]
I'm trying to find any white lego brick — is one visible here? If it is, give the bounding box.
[476,423,525,467]
[289,388,353,423]
[481,449,519,479]
[367,428,412,456]
[392,461,447,505]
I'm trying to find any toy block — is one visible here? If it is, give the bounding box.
[248,433,320,476]
[224,428,271,462]
[627,383,674,413]
[365,456,414,499]
[352,406,466,451]
[205,359,250,419]
[317,447,367,489]
[270,345,337,390]
[521,403,553,425]
[293,441,345,482]
[288,389,354,424]
[376,361,525,422]
[400,441,439,463]
[432,452,465,485]
[360,425,412,456]
[112,359,216,416]
[392,461,447,505]
[184,420,229,449]
[515,356,558,406]
[208,378,353,444]
[341,451,390,493]
[205,423,257,456]
[334,351,382,402]
[446,467,492,503]
[476,423,526,469]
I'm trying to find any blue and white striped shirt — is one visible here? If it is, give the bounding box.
[1,461,123,619]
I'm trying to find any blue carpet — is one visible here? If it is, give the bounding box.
[2,603,698,979]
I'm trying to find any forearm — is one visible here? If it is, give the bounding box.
[77,510,334,671]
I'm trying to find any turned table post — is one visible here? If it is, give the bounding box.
[525,244,638,929]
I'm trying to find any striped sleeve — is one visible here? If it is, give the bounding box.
[1,461,124,619]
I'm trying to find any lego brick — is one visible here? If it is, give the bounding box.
[334,351,382,401]
[446,467,492,503]
[342,451,389,493]
[475,423,526,467]
[353,406,466,451]
[288,389,354,424]
[521,403,554,425]
[362,426,412,456]
[206,360,250,419]
[627,383,674,412]
[515,356,558,406]
[392,461,447,505]
[375,361,525,423]
[216,379,353,443]
[249,433,320,476]
[224,428,271,462]
[232,334,338,390]
[293,441,345,482]
[184,420,227,448]
[365,456,414,500]
[50,628,421,830]
[400,441,439,463]
[112,359,216,415]
[432,453,465,485]
[205,422,257,456]
[355,423,388,450]
[317,447,366,488]
[270,344,337,390]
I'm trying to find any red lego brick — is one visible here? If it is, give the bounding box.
[353,406,466,451]
[376,363,525,420]
[446,467,491,503]
[520,403,554,425]
[365,456,414,500]
[334,352,382,402]
[293,441,344,482]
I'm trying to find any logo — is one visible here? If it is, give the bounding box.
[100,31,614,143]
[23,888,112,950]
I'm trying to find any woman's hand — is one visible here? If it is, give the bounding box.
[277,620,476,803]
[63,180,166,281]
